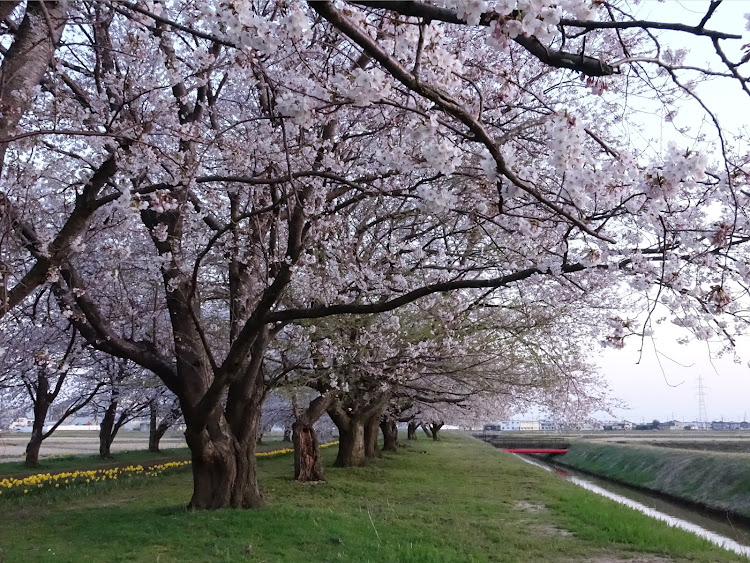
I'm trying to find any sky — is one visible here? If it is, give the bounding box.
[593,0,750,423]
[599,332,750,423]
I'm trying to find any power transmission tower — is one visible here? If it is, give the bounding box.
[697,374,709,430]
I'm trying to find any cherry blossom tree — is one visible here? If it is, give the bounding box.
[147,389,182,452]
[91,355,154,458]
[0,298,101,466]
[0,1,747,508]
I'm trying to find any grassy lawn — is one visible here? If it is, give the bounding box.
[0,433,742,562]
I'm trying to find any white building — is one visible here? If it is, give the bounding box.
[540,420,556,432]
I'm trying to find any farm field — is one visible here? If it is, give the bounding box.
[0,430,187,462]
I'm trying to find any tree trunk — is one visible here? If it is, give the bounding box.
[149,421,169,452]
[0,2,67,171]
[184,412,263,510]
[282,425,292,442]
[421,424,433,439]
[332,419,366,467]
[25,375,51,467]
[149,398,180,452]
[99,399,117,458]
[293,393,333,481]
[327,393,390,467]
[407,421,419,440]
[364,415,382,459]
[148,400,161,452]
[293,420,324,481]
[430,422,444,441]
[381,418,399,451]
[25,422,45,468]
[181,331,268,509]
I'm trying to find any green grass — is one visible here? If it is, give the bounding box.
[0,434,742,562]
[558,441,750,516]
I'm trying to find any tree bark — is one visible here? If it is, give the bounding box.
[149,399,161,452]
[149,398,181,452]
[430,422,444,441]
[184,331,269,510]
[25,374,50,467]
[327,393,390,466]
[332,418,366,467]
[364,415,382,459]
[0,2,67,170]
[407,421,419,440]
[293,393,332,481]
[381,418,399,451]
[25,407,47,467]
[184,415,263,510]
[99,398,118,458]
[292,421,324,481]
[421,424,433,439]
[282,425,292,442]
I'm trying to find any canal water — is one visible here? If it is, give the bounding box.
[517,454,750,558]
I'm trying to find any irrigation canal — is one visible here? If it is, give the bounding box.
[517,453,750,558]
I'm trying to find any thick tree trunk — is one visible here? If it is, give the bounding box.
[364,415,382,459]
[327,393,390,467]
[293,421,324,481]
[407,421,419,440]
[99,399,117,458]
[293,393,332,481]
[181,331,268,510]
[430,422,444,441]
[184,413,263,510]
[421,424,433,439]
[381,418,399,451]
[333,419,366,467]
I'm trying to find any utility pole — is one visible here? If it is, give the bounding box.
[697,374,708,430]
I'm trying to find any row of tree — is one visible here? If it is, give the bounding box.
[0,1,748,509]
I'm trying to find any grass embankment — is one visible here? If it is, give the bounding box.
[558,441,750,517]
[0,434,741,562]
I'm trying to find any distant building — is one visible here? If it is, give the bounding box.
[602,421,633,431]
[540,420,556,432]
[712,421,742,431]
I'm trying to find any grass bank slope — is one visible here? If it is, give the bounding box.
[558,442,750,517]
[0,434,740,562]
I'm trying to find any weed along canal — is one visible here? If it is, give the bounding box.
[482,435,750,557]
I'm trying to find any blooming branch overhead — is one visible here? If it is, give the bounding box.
[0,0,747,508]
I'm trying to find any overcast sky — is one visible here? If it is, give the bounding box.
[594,0,749,423]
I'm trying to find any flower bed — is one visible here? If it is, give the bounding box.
[0,441,338,497]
